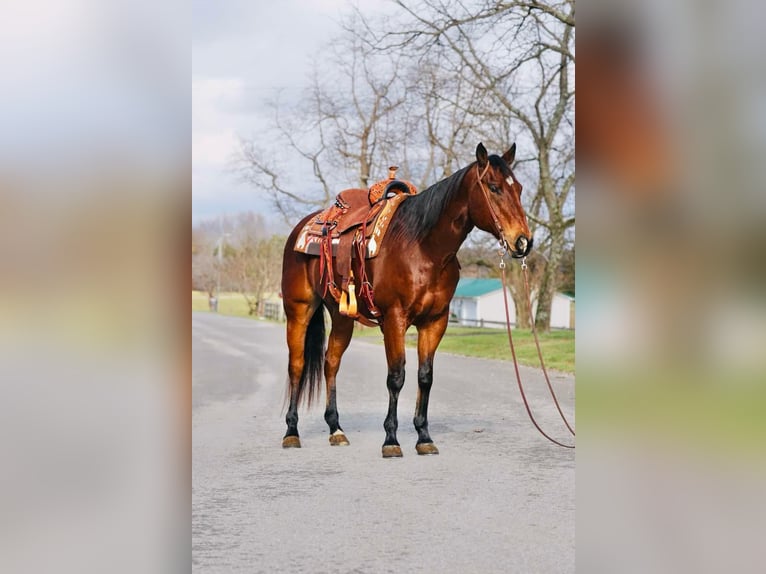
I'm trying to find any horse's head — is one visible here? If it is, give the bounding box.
[469,142,533,258]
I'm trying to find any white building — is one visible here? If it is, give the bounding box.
[449,278,574,329]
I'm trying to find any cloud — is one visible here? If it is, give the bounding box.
[191,0,391,220]
[192,77,245,169]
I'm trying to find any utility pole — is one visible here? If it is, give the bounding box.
[216,214,222,297]
[215,214,230,299]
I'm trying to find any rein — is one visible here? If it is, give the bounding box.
[475,163,575,448]
[499,256,575,448]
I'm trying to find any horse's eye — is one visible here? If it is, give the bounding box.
[488,184,500,194]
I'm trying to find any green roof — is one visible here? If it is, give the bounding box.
[453,278,576,300]
[453,278,502,298]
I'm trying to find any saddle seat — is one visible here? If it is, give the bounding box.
[293,167,417,324]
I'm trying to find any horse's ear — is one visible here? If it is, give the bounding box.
[502,143,517,165]
[476,142,488,167]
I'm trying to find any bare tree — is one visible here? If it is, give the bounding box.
[405,54,489,184]
[191,235,221,297]
[223,212,284,315]
[235,25,411,222]
[234,2,574,330]
[357,0,575,331]
[226,235,284,316]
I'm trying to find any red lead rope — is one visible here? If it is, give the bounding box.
[499,257,575,449]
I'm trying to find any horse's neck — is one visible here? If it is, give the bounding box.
[423,184,474,259]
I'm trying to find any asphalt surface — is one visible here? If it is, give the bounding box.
[192,312,575,574]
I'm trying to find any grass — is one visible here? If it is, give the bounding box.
[192,291,253,317]
[192,291,574,373]
[355,324,574,373]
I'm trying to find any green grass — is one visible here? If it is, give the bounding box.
[192,291,253,317]
[355,324,574,373]
[192,291,574,373]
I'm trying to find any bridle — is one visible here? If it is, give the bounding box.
[475,162,576,448]
[474,163,525,257]
[475,162,510,253]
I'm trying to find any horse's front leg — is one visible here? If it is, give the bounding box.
[413,314,449,455]
[381,311,408,458]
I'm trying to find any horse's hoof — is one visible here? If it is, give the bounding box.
[382,445,403,458]
[416,442,439,455]
[329,431,350,446]
[282,436,301,448]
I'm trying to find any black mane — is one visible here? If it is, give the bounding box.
[388,165,471,244]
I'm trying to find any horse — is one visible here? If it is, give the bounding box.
[280,143,532,457]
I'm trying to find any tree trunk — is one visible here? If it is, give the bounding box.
[534,228,565,332]
[507,268,531,328]
[512,287,531,329]
[242,293,258,316]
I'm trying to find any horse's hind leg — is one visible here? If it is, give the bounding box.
[283,298,321,448]
[413,314,449,455]
[324,310,354,446]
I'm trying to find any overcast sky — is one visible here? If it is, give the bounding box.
[192,1,391,224]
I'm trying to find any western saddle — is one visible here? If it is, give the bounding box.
[293,167,417,325]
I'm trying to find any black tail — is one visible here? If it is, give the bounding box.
[297,304,326,407]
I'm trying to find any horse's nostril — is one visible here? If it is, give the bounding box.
[516,236,528,253]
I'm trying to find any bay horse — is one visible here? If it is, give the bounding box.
[281,143,532,457]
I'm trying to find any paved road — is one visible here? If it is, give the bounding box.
[192,312,575,574]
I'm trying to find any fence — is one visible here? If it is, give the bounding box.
[450,316,573,330]
[450,317,512,329]
[263,301,285,322]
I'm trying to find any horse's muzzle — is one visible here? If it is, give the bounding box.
[511,235,533,258]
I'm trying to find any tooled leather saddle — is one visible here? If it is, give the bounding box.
[293,167,417,325]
